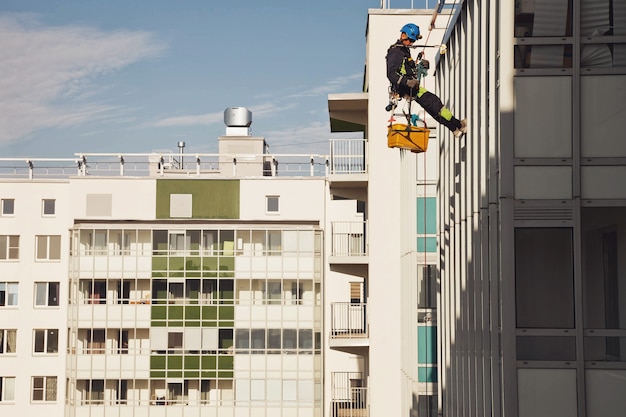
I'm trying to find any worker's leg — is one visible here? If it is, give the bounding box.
[414,87,462,132]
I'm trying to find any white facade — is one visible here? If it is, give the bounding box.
[0,122,342,416]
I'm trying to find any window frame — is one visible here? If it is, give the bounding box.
[0,235,19,260]
[35,235,62,261]
[0,329,17,354]
[1,199,15,216]
[42,199,56,217]
[0,376,16,402]
[31,376,57,402]
[0,282,18,307]
[33,329,59,354]
[34,282,60,307]
[266,195,280,214]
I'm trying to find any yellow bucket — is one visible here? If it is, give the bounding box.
[387,124,430,153]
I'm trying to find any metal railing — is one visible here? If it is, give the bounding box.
[330,302,368,339]
[0,141,368,179]
[331,372,368,417]
[329,139,367,175]
[331,221,367,257]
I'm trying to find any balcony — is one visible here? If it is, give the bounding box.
[329,302,369,354]
[331,372,368,417]
[328,139,367,200]
[330,221,368,263]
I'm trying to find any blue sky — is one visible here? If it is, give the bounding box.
[0,0,435,157]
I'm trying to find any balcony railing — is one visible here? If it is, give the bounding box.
[331,372,368,417]
[331,302,368,339]
[331,221,367,257]
[329,139,366,175]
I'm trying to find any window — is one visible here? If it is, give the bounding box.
[34,282,59,307]
[32,376,57,402]
[515,228,574,328]
[86,329,105,354]
[116,380,128,404]
[0,282,18,306]
[35,235,61,261]
[0,376,16,402]
[42,199,55,216]
[80,279,107,304]
[168,332,183,352]
[0,329,17,354]
[200,380,212,404]
[1,199,14,216]
[266,196,279,213]
[0,235,19,260]
[85,380,104,405]
[34,329,58,354]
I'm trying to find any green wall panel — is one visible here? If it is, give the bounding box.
[152,306,167,320]
[417,197,437,234]
[418,326,437,364]
[156,179,240,219]
[201,356,216,370]
[218,355,234,370]
[417,237,438,253]
[168,355,183,369]
[202,306,218,320]
[418,367,437,383]
[151,355,166,369]
[169,306,184,320]
[185,306,200,320]
[184,355,200,370]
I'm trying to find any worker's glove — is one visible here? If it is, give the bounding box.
[406,79,419,88]
[420,59,430,69]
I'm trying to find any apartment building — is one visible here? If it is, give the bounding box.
[0,107,370,417]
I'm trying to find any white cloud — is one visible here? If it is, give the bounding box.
[0,13,166,145]
[152,102,295,128]
[287,73,363,98]
[154,112,223,127]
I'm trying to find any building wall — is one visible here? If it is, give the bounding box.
[1,172,332,417]
[1,181,71,416]
[365,9,448,417]
[436,1,626,416]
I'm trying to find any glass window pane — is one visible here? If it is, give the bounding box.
[515,228,574,328]
[43,199,55,215]
[49,236,61,260]
[0,237,6,259]
[47,329,58,353]
[35,283,46,306]
[34,330,45,352]
[45,377,57,401]
[36,236,47,259]
[2,199,14,215]
[4,377,15,401]
[48,282,59,306]
[581,207,626,329]
[267,196,279,212]
[7,283,17,306]
[516,336,576,361]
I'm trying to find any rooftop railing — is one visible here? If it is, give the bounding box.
[0,139,368,179]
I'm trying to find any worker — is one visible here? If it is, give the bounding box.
[386,23,467,137]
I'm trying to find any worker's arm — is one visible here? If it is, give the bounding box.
[386,47,407,87]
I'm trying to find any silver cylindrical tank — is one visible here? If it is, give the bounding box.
[224,107,252,127]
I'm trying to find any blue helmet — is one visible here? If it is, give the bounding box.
[401,23,422,41]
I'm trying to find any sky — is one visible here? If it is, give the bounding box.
[0,0,435,158]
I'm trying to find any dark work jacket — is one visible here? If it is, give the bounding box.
[386,40,418,96]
